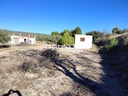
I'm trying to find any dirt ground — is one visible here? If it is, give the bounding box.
[0,44,127,96]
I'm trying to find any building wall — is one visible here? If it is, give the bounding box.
[9,34,36,45]
[28,38,36,45]
[75,34,93,49]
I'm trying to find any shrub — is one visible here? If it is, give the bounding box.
[58,30,74,46]
[105,38,118,50]
[41,49,59,58]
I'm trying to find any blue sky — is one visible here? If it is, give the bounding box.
[0,0,128,34]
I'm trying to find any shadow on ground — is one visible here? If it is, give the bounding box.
[49,49,127,96]
[0,45,10,48]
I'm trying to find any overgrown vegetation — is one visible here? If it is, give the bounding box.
[112,27,122,34]
[117,34,128,46]
[86,31,105,40]
[0,30,10,44]
[105,38,118,51]
[36,34,61,43]
[98,31,128,91]
[36,26,82,45]
[58,30,74,46]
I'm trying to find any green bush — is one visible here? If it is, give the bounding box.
[58,30,74,46]
[105,38,118,50]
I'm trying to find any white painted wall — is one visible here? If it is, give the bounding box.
[19,38,25,44]
[9,34,36,45]
[9,36,14,45]
[75,34,93,49]
[28,38,36,45]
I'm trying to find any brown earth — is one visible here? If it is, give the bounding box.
[0,44,127,96]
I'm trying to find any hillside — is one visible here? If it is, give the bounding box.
[0,29,48,36]
[108,32,128,39]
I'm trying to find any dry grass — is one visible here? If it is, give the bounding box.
[0,45,127,96]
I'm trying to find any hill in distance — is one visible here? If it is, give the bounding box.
[0,29,49,36]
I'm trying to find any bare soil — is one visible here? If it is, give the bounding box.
[0,44,127,96]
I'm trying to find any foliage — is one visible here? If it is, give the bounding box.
[36,34,44,42]
[99,44,128,91]
[0,30,10,44]
[51,31,59,35]
[72,27,82,37]
[74,27,82,34]
[112,27,122,34]
[36,34,61,44]
[47,35,61,43]
[112,27,119,34]
[117,34,128,46]
[105,38,118,50]
[57,30,74,46]
[69,30,74,37]
[60,30,69,36]
[86,31,105,43]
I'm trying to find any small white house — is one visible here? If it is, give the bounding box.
[75,34,93,49]
[9,34,36,45]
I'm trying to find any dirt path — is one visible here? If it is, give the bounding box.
[0,46,127,96]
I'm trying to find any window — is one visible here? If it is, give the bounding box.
[80,38,85,42]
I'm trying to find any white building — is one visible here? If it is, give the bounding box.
[9,34,36,45]
[75,34,93,49]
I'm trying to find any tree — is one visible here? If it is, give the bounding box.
[69,30,74,37]
[74,27,82,34]
[0,30,10,44]
[58,30,74,46]
[36,35,44,42]
[60,30,70,36]
[72,27,82,37]
[86,31,105,43]
[112,27,122,34]
[51,31,59,35]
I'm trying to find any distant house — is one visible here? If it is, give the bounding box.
[9,34,36,45]
[75,34,93,49]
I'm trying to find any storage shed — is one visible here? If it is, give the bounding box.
[75,34,93,49]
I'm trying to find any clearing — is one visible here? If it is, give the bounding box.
[0,44,127,96]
